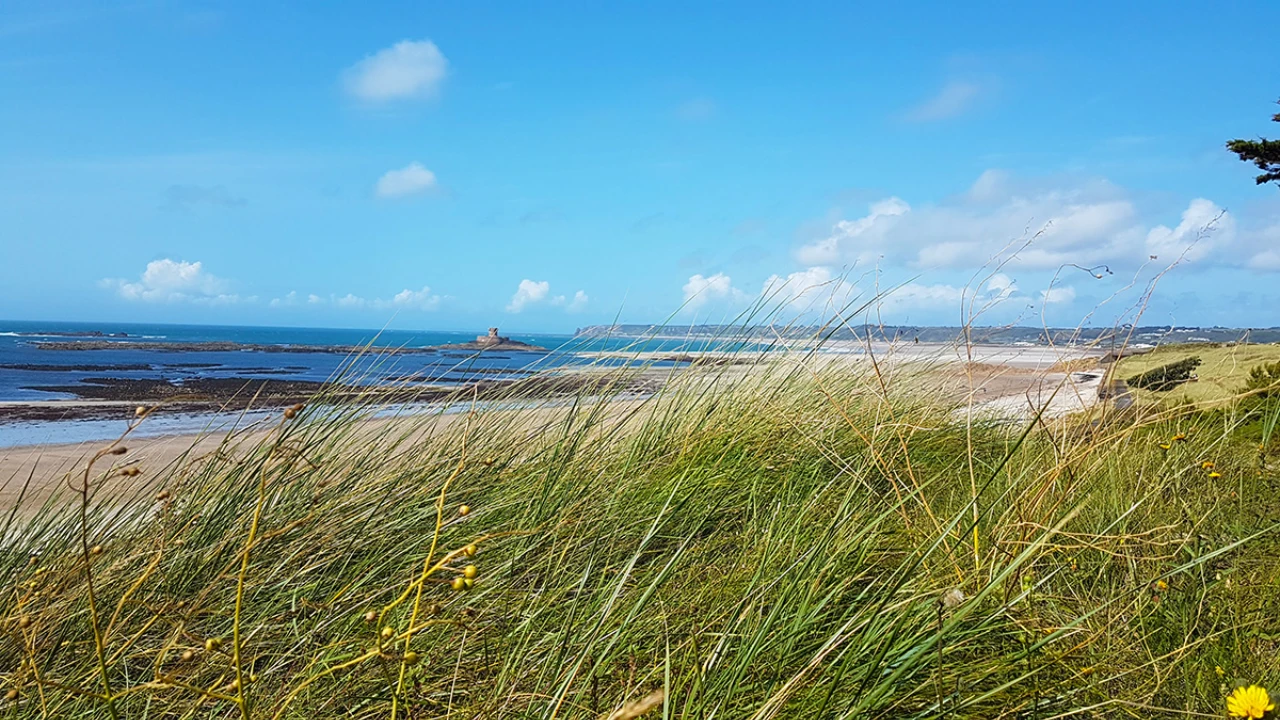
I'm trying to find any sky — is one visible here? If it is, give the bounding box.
[2,1,1279,333]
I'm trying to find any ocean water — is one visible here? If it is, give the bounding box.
[0,320,765,447]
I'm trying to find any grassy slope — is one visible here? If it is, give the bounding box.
[1116,343,1280,405]
[0,357,1277,718]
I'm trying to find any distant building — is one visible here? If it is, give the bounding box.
[475,327,508,346]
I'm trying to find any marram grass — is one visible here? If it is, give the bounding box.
[0,350,1277,719]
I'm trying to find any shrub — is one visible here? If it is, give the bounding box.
[1126,356,1202,391]
[1243,360,1280,398]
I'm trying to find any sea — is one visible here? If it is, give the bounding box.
[0,320,755,448]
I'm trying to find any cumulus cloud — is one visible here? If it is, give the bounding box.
[795,198,909,266]
[682,273,745,309]
[797,172,1238,274]
[375,162,438,198]
[101,259,240,304]
[343,39,448,102]
[387,286,441,311]
[1040,286,1077,304]
[761,267,852,310]
[269,290,300,308]
[1144,198,1233,263]
[506,279,551,313]
[905,80,982,122]
[287,287,443,311]
[567,290,589,312]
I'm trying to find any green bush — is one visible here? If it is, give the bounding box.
[1126,356,1202,391]
[1243,360,1280,398]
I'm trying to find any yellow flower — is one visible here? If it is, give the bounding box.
[1209,471,1223,480]
[1173,433,1187,442]
[1227,685,1274,718]
[1202,461,1216,470]
[1155,579,1168,591]
[1159,443,1171,450]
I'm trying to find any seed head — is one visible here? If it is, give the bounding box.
[284,408,297,420]
[180,650,195,662]
[4,689,16,701]
[463,544,478,557]
[134,406,147,417]
[380,626,395,640]
[451,576,467,591]
[462,577,475,590]
[90,545,103,556]
[205,638,222,653]
[109,446,128,456]
[463,565,478,579]
[363,610,377,624]
[16,617,30,629]
[458,505,471,517]
[403,650,420,666]
[940,588,966,609]
[155,491,171,502]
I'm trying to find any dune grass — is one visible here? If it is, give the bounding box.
[0,343,1278,718]
[1115,342,1280,406]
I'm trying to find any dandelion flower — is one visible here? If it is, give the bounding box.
[1227,685,1274,718]
[1155,580,1168,591]
[1209,471,1223,480]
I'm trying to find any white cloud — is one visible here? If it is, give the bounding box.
[386,286,441,311]
[797,172,1239,274]
[567,290,589,312]
[796,198,909,266]
[293,287,442,311]
[761,267,862,311]
[375,162,438,198]
[905,80,982,122]
[1144,198,1233,263]
[102,259,240,304]
[682,273,744,309]
[507,279,550,313]
[1040,286,1077,304]
[343,39,448,102]
[269,290,300,308]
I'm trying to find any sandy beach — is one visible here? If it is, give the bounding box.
[0,342,1112,512]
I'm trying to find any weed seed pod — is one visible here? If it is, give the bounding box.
[403,650,420,666]
[16,617,30,629]
[155,490,171,502]
[134,406,147,417]
[463,544,477,557]
[364,610,377,624]
[180,650,195,662]
[380,626,395,640]
[458,505,471,517]
[90,545,103,556]
[451,576,467,591]
[4,688,16,701]
[205,638,223,653]
[463,565,478,579]
[109,446,128,456]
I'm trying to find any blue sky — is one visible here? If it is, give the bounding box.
[2,1,1279,332]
